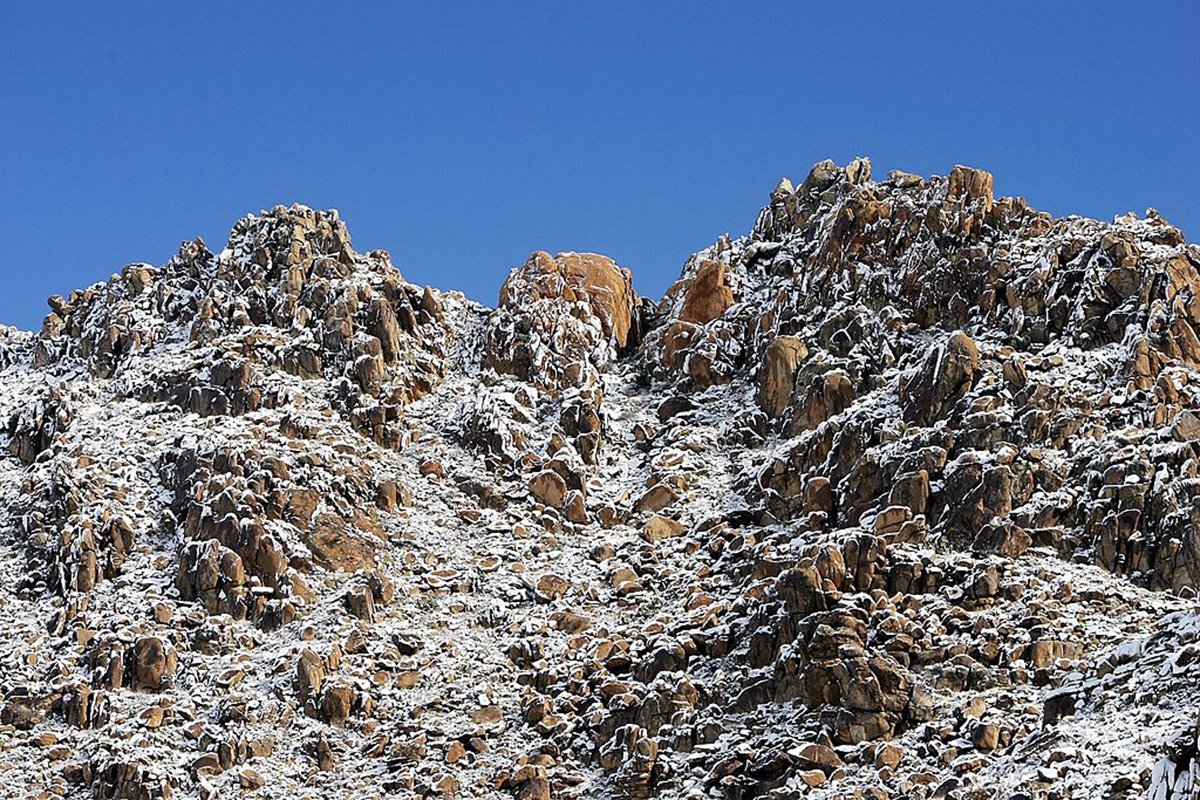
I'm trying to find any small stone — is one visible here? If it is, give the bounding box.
[509,764,551,800]
[529,470,567,508]
[1003,356,1027,389]
[564,490,588,523]
[636,484,678,514]
[642,514,685,542]
[418,458,446,479]
[131,636,171,691]
[873,505,912,535]
[536,573,569,601]
[972,722,1001,752]
[471,705,503,725]
[799,769,827,787]
[152,601,174,624]
[790,742,844,773]
[141,706,166,729]
[238,768,265,790]
[875,742,903,770]
[1173,410,1200,442]
[191,752,221,774]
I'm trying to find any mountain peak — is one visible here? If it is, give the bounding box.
[1,166,1198,800]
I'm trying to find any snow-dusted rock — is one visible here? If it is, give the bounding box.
[0,164,1198,800]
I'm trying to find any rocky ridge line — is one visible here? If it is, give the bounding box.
[0,160,1198,800]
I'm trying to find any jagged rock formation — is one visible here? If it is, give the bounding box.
[484,250,643,390]
[1,164,1198,800]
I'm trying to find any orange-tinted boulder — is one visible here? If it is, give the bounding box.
[678,260,734,325]
[499,251,638,348]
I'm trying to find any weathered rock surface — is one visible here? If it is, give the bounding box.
[484,250,641,392]
[1,163,1198,800]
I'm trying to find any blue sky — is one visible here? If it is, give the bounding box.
[1,2,1197,330]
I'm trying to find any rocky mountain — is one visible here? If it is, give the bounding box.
[1,159,1198,800]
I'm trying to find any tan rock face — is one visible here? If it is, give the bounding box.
[677,260,733,325]
[499,250,639,349]
[484,250,640,392]
[946,165,994,215]
[757,335,808,418]
[943,165,996,237]
[305,514,377,572]
[651,257,740,390]
[793,369,855,431]
[642,514,685,542]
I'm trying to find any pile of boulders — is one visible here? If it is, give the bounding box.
[0,166,1197,799]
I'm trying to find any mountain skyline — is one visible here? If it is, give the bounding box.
[2,2,1197,329]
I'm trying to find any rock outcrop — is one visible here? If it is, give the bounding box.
[484,250,641,391]
[1,162,1198,800]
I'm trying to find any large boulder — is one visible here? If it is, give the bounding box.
[678,260,734,325]
[757,335,809,419]
[499,251,639,349]
[899,331,979,425]
[483,251,640,391]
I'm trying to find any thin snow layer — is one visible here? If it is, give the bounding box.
[0,173,1198,800]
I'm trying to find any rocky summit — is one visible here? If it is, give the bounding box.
[1,159,1199,800]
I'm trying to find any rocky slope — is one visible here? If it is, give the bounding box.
[1,160,1199,800]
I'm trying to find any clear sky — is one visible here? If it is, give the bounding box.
[1,2,1197,330]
